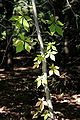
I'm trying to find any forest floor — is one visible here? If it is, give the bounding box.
[0,51,80,120]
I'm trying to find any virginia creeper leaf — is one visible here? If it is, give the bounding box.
[54,69,60,76]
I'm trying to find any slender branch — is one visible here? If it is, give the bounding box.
[66,0,79,28]
[0,24,6,29]
[32,0,54,119]
[0,35,13,66]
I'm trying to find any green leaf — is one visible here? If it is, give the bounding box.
[44,114,49,120]
[52,46,57,51]
[46,20,52,24]
[33,112,39,119]
[49,70,53,76]
[40,102,44,111]
[15,21,22,28]
[16,41,24,53]
[10,16,19,21]
[45,53,49,58]
[34,57,38,61]
[51,51,57,55]
[55,25,63,36]
[23,18,29,28]
[25,16,32,21]
[18,17,23,24]
[25,42,31,52]
[42,79,47,85]
[33,62,39,69]
[57,20,64,26]
[54,69,60,76]
[49,24,55,35]
[37,79,41,88]
[47,45,51,50]
[50,54,55,61]
[25,38,31,43]
[55,66,59,69]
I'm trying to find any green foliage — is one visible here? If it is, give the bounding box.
[49,64,60,76]
[33,55,45,69]
[46,15,63,36]
[33,97,49,119]
[15,40,24,53]
[1,31,6,40]
[45,42,57,61]
[35,74,47,88]
[9,1,63,119]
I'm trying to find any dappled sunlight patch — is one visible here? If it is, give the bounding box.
[0,68,5,72]
[13,56,27,60]
[0,73,7,80]
[13,67,28,71]
[51,94,80,105]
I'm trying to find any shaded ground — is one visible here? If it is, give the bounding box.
[0,51,80,120]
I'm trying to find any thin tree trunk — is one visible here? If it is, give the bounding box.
[32,0,54,119]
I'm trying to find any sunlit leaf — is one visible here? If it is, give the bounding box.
[19,17,23,24]
[37,79,41,88]
[47,45,50,50]
[52,46,57,51]
[23,18,29,28]
[57,20,64,26]
[42,79,47,85]
[54,69,60,76]
[44,113,50,120]
[25,42,31,52]
[33,112,39,119]
[49,70,53,76]
[55,66,59,69]
[10,16,19,21]
[51,51,57,55]
[40,102,44,111]
[34,57,38,61]
[33,63,39,69]
[15,21,22,28]
[45,53,49,58]
[24,16,32,21]
[50,54,55,61]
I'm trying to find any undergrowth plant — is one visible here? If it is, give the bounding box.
[10,0,63,119]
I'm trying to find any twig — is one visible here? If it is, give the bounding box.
[0,24,6,29]
[0,35,13,66]
[66,0,79,28]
